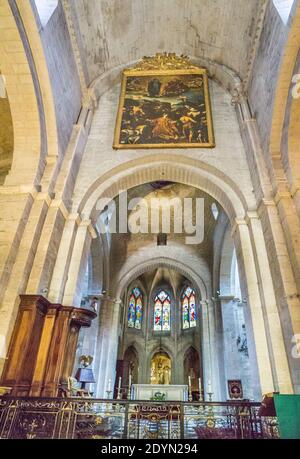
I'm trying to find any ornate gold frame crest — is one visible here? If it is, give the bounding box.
[113,53,215,149]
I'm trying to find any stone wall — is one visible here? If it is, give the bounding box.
[38,1,82,157]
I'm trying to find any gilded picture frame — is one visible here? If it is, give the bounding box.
[113,57,215,149]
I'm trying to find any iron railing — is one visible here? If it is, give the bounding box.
[0,396,279,439]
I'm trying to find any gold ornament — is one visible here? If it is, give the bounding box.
[131,53,200,71]
[79,354,93,368]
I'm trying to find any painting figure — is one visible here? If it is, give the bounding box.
[180,114,197,142]
[151,114,179,140]
[150,352,172,385]
[148,78,162,97]
[183,303,189,328]
[128,298,135,328]
[154,304,162,330]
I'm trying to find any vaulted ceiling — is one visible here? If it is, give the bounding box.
[108,183,221,272]
[69,0,266,85]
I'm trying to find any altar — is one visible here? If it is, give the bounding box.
[131,384,188,401]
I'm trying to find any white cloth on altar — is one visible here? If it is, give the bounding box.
[131,384,188,401]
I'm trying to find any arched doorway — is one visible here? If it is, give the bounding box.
[123,346,139,385]
[184,347,201,392]
[150,351,171,385]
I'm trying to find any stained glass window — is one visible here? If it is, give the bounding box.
[154,290,171,331]
[182,286,197,329]
[128,287,143,329]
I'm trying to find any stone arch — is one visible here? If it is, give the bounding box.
[89,56,243,103]
[269,1,300,189]
[88,231,110,295]
[183,346,201,391]
[78,156,247,225]
[115,253,208,302]
[49,155,292,396]
[0,1,59,188]
[0,1,43,186]
[149,344,174,380]
[286,49,300,187]
[123,344,139,385]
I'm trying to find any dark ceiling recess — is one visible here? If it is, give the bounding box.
[150,181,174,190]
[157,233,167,246]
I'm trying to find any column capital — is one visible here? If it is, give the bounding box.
[230,218,247,237]
[50,199,69,220]
[289,181,300,198]
[274,191,292,205]
[245,211,259,225]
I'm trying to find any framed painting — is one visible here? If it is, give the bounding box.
[228,380,243,400]
[113,54,215,149]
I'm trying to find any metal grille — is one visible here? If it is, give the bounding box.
[0,396,279,439]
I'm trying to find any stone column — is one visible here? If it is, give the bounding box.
[0,196,50,377]
[259,199,300,392]
[26,202,68,295]
[94,297,121,397]
[232,219,274,398]
[246,210,293,393]
[200,299,221,401]
[62,219,96,307]
[220,296,253,400]
[48,214,81,304]
[104,299,122,396]
[0,295,49,396]
[213,296,226,401]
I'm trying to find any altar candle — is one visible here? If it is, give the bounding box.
[118,376,122,389]
[188,375,192,388]
[208,379,212,393]
[198,377,202,394]
[128,374,132,388]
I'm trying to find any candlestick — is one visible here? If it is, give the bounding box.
[127,374,132,400]
[107,378,112,393]
[198,377,203,401]
[208,379,212,393]
[117,376,122,400]
[188,375,192,402]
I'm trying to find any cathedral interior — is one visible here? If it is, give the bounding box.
[0,0,300,441]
